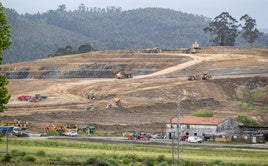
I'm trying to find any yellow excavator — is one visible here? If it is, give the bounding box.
[183,41,201,54]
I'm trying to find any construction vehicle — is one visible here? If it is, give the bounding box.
[115,71,132,79]
[143,47,161,53]
[113,97,122,107]
[43,123,67,136]
[78,124,95,133]
[18,95,31,101]
[188,72,212,81]
[183,41,201,54]
[0,126,23,136]
[35,94,47,100]
[192,40,200,49]
[87,92,95,99]
[65,123,78,131]
[1,119,32,130]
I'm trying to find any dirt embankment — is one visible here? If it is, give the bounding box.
[1,47,268,134]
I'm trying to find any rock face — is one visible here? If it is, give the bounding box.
[5,70,116,79]
[2,50,190,79]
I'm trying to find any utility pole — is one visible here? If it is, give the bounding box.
[177,96,181,166]
[172,132,175,165]
[6,127,12,155]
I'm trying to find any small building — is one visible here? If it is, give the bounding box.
[166,116,240,139]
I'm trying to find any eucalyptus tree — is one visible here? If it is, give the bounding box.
[204,12,240,46]
[240,14,263,46]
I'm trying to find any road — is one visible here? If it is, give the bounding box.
[27,134,268,150]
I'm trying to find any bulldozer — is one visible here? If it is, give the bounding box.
[188,72,212,81]
[115,71,132,79]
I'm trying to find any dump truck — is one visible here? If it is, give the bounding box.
[188,72,212,81]
[18,95,31,101]
[115,71,132,79]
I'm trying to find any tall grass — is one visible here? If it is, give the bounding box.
[0,138,268,165]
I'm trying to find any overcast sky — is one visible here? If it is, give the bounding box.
[1,0,268,28]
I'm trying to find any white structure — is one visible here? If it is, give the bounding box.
[166,116,240,139]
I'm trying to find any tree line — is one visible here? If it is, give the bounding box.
[204,12,263,46]
[1,3,268,64]
[48,43,94,57]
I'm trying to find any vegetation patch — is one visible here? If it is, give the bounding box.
[235,114,259,126]
[252,89,265,100]
[0,138,268,165]
[239,101,253,112]
[192,109,214,117]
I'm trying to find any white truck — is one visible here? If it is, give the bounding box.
[187,136,203,143]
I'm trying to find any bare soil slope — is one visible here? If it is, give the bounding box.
[1,47,268,134]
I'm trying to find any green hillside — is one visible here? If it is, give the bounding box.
[2,6,268,63]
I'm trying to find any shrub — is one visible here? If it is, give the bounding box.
[84,157,97,165]
[192,109,214,117]
[252,89,264,100]
[10,156,24,164]
[10,149,26,157]
[235,114,259,126]
[156,155,166,163]
[36,150,46,157]
[60,156,81,165]
[23,155,36,162]
[1,153,12,162]
[107,158,118,165]
[212,160,225,166]
[239,102,253,112]
[122,157,132,165]
[144,157,155,166]
[159,161,169,166]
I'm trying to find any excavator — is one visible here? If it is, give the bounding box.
[42,123,66,136]
[183,41,201,54]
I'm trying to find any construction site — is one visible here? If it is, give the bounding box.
[0,46,268,136]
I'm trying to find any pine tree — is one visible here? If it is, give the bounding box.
[0,3,12,112]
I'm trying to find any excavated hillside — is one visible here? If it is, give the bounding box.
[1,46,268,134]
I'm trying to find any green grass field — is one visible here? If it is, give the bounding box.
[0,138,268,165]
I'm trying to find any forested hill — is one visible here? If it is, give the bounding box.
[2,6,267,64]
